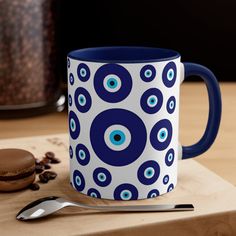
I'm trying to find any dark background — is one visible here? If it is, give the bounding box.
[58,0,236,82]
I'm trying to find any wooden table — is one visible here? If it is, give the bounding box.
[0,82,235,235]
[1,82,235,185]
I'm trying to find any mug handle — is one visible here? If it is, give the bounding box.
[180,62,222,159]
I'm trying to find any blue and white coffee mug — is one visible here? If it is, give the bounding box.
[67,47,221,200]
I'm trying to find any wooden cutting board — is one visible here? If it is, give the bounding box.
[0,134,236,236]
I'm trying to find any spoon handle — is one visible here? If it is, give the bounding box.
[78,203,194,212]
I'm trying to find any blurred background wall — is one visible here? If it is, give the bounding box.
[0,0,234,117]
[58,0,236,82]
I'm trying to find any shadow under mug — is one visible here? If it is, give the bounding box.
[67,47,221,200]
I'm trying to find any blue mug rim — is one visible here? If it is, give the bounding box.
[68,46,180,63]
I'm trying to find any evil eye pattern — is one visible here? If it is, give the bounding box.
[93,167,112,187]
[167,183,174,192]
[73,170,85,192]
[69,60,178,200]
[87,188,101,198]
[162,62,177,87]
[90,109,147,166]
[165,148,175,166]
[137,160,160,185]
[104,125,131,151]
[140,88,163,114]
[69,146,73,159]
[94,64,132,103]
[67,58,70,68]
[140,65,156,82]
[68,94,72,106]
[114,184,138,200]
[166,96,176,114]
[103,74,122,93]
[76,144,90,166]
[150,119,172,151]
[77,63,90,82]
[147,189,160,198]
[74,87,92,113]
[69,73,74,85]
[163,175,169,185]
[69,111,80,139]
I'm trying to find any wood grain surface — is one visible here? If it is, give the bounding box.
[0,134,235,236]
[0,82,235,235]
[0,82,235,186]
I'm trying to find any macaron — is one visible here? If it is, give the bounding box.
[0,149,36,192]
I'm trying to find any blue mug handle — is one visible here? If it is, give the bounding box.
[181,63,222,159]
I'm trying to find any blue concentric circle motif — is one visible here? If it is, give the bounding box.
[77,63,90,82]
[69,145,73,159]
[137,160,160,185]
[75,143,90,166]
[90,109,147,166]
[150,119,172,151]
[140,88,163,114]
[69,111,80,139]
[68,94,72,106]
[94,64,132,103]
[162,62,177,87]
[110,130,126,146]
[74,87,92,113]
[93,167,112,187]
[163,175,169,185]
[140,64,156,82]
[165,148,175,166]
[73,170,85,192]
[69,73,74,85]
[166,96,176,114]
[114,183,138,200]
[147,189,160,198]
[87,188,101,198]
[167,183,174,192]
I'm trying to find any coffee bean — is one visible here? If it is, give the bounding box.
[43,171,57,180]
[44,163,51,169]
[50,157,61,164]
[39,173,48,183]
[43,157,52,164]
[39,161,45,166]
[45,152,55,160]
[29,183,40,191]
[40,159,51,166]
[44,152,61,164]
[35,164,44,174]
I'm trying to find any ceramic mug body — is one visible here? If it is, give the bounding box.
[67,47,221,200]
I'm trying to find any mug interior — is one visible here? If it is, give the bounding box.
[68,47,180,63]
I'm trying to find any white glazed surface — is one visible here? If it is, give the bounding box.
[68,58,181,200]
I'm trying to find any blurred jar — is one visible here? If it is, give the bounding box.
[0,0,65,118]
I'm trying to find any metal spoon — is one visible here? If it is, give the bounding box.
[16,196,194,221]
